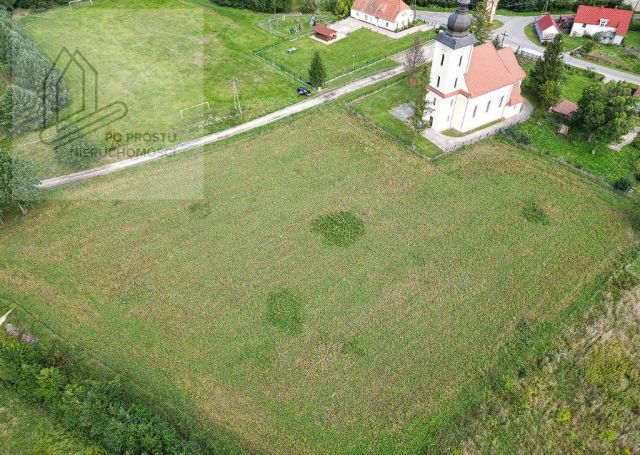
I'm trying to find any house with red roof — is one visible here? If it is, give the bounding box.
[534,14,560,42]
[350,0,415,31]
[425,0,526,133]
[570,5,633,45]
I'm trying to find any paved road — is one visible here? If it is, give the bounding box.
[416,10,640,84]
[39,63,414,188]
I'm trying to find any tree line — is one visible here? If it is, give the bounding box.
[0,9,70,135]
[416,0,628,12]
[0,332,220,454]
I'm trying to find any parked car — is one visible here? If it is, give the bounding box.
[297,87,312,97]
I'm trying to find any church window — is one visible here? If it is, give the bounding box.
[459,55,463,66]
[437,76,440,87]
[454,77,458,88]
[440,54,445,66]
[486,100,491,112]
[499,96,504,107]
[472,106,477,117]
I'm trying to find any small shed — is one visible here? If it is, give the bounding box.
[549,99,578,119]
[314,25,337,41]
[534,14,559,42]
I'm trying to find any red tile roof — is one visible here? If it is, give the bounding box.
[537,14,558,32]
[464,44,526,98]
[549,99,578,117]
[351,0,411,22]
[574,5,633,36]
[314,25,337,37]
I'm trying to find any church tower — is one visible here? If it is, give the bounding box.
[426,0,477,131]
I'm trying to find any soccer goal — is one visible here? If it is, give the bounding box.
[179,101,211,121]
[68,0,93,9]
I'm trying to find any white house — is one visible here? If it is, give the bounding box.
[534,14,560,42]
[570,5,633,45]
[425,0,526,133]
[350,0,415,32]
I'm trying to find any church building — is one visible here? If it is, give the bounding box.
[425,0,525,133]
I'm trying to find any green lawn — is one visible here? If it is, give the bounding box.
[260,28,434,82]
[0,383,103,454]
[13,0,299,178]
[0,108,634,454]
[339,75,441,158]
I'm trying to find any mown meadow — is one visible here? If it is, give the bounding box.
[0,107,635,454]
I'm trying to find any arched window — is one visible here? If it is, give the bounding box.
[440,54,445,66]
[486,100,491,112]
[499,96,504,107]
[454,77,458,88]
[437,76,440,87]
[459,55,463,66]
[472,105,477,117]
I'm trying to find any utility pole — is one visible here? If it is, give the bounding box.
[230,77,242,117]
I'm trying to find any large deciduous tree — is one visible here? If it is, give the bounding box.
[528,34,565,107]
[0,148,40,223]
[308,51,327,88]
[573,81,637,143]
[404,33,427,78]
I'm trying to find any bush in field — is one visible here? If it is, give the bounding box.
[53,123,101,168]
[613,177,633,193]
[0,336,205,454]
[0,85,49,135]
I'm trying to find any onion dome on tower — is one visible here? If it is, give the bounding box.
[436,0,477,49]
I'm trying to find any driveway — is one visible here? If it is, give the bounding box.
[416,10,640,84]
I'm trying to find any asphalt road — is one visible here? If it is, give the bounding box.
[416,10,640,85]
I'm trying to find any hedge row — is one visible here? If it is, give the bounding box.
[0,334,205,454]
[211,0,294,13]
[0,9,70,135]
[0,0,67,10]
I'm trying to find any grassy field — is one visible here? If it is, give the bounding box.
[0,384,103,454]
[12,0,299,178]
[260,28,434,83]
[339,75,441,158]
[0,108,635,454]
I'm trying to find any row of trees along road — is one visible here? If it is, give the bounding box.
[529,34,637,145]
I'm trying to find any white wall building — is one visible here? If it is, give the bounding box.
[350,0,415,32]
[534,14,560,42]
[570,5,633,45]
[425,0,526,133]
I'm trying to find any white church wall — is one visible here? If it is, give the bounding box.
[454,84,513,132]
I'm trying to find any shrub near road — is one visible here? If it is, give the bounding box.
[0,109,635,454]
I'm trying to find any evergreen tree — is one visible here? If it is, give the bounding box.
[471,0,492,44]
[333,0,352,18]
[0,148,11,223]
[10,156,40,214]
[529,33,565,106]
[308,51,327,88]
[408,65,432,137]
